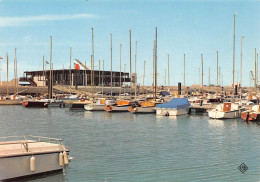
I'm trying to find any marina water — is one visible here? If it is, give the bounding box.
[1,106,260,181]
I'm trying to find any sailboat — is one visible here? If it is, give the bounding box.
[104,100,132,112]
[208,102,245,119]
[128,99,156,114]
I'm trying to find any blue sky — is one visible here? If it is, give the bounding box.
[0,0,259,86]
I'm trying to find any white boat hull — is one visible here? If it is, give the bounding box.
[0,153,63,181]
[109,105,130,112]
[156,108,189,116]
[208,109,243,119]
[84,104,105,111]
[131,107,156,113]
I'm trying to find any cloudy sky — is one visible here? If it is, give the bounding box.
[0,0,259,86]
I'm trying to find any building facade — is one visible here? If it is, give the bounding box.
[20,69,132,87]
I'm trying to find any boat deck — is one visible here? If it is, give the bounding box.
[0,136,68,158]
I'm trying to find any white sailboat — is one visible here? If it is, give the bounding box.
[208,102,245,119]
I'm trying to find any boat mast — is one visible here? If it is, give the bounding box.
[216,51,218,96]
[52,63,54,99]
[85,61,87,90]
[43,55,45,86]
[99,60,100,92]
[153,40,155,99]
[49,36,52,99]
[184,54,185,87]
[129,29,132,101]
[155,27,157,98]
[240,37,243,87]
[143,60,146,95]
[69,47,72,95]
[168,54,170,88]
[233,13,236,88]
[135,41,137,100]
[120,44,122,97]
[14,48,16,95]
[102,60,104,97]
[255,48,257,92]
[6,53,8,96]
[110,33,112,97]
[92,27,94,97]
[201,54,203,93]
[124,63,126,95]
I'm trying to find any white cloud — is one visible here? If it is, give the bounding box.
[0,14,96,27]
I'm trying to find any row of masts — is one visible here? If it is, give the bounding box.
[1,13,259,98]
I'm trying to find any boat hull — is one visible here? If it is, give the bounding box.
[131,107,156,114]
[208,109,243,119]
[156,108,189,116]
[241,112,260,121]
[84,104,105,111]
[0,153,63,181]
[105,105,131,112]
[23,101,47,108]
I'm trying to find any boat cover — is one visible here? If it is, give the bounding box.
[159,91,170,96]
[156,98,190,109]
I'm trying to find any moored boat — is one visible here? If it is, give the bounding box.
[129,100,156,114]
[0,135,71,181]
[69,99,92,110]
[156,98,190,116]
[208,102,245,119]
[241,104,260,122]
[84,98,109,111]
[104,100,131,112]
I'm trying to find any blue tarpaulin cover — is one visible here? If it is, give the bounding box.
[156,98,190,109]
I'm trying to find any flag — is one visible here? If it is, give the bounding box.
[242,36,245,38]
[0,57,3,59]
[46,61,49,64]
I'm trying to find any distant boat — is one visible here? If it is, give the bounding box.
[241,104,260,122]
[84,99,113,111]
[156,98,190,116]
[22,99,63,108]
[129,100,156,114]
[104,100,132,112]
[69,99,92,110]
[208,102,245,119]
[0,135,71,181]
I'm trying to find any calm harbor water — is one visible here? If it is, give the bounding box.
[1,106,260,181]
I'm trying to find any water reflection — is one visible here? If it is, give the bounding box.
[208,119,224,128]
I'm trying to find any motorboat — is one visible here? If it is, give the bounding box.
[208,102,245,119]
[156,98,190,116]
[0,135,71,181]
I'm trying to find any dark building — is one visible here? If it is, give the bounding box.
[20,69,131,87]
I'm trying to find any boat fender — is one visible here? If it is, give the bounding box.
[30,156,35,172]
[63,151,69,165]
[59,152,64,167]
